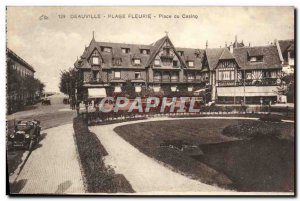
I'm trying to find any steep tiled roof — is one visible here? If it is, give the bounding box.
[233,45,282,70]
[205,48,225,70]
[219,48,235,60]
[278,39,294,53]
[176,47,205,70]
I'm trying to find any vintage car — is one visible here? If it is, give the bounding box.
[41,98,51,105]
[9,120,41,150]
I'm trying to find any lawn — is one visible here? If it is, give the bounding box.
[114,119,294,192]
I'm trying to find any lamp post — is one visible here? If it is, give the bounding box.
[243,69,246,104]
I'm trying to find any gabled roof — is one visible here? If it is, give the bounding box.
[175,47,205,70]
[145,35,187,68]
[278,39,294,53]
[205,48,226,70]
[233,45,282,70]
[219,48,235,60]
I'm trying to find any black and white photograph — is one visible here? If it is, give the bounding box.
[5,6,295,196]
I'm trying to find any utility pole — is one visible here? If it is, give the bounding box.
[243,68,246,104]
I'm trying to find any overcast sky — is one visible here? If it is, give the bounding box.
[7,6,294,92]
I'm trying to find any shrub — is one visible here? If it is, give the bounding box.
[73,117,134,193]
[222,121,283,139]
[259,115,282,122]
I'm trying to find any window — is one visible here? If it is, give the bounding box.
[114,86,122,93]
[171,72,179,82]
[218,70,235,81]
[134,59,141,65]
[135,72,141,79]
[92,57,99,65]
[154,59,160,66]
[173,60,178,67]
[140,49,150,55]
[153,86,161,92]
[114,58,122,66]
[188,61,194,67]
[246,72,252,80]
[171,86,177,92]
[154,72,161,82]
[230,71,235,80]
[187,73,195,81]
[162,72,170,81]
[249,56,263,63]
[177,51,184,56]
[114,71,121,79]
[121,48,130,54]
[188,86,193,92]
[271,71,277,78]
[92,71,98,81]
[83,71,90,82]
[101,47,112,53]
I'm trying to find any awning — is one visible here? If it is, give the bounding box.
[88,88,107,98]
[217,86,278,97]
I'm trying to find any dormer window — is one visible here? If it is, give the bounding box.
[134,59,141,65]
[121,48,130,54]
[101,46,112,53]
[140,49,150,55]
[248,55,263,63]
[178,51,184,56]
[173,60,178,67]
[188,61,194,67]
[113,58,122,66]
[92,57,99,65]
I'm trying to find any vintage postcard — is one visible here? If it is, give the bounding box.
[6,6,295,196]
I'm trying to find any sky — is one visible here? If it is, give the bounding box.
[7,6,294,92]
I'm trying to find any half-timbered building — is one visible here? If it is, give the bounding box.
[74,33,287,104]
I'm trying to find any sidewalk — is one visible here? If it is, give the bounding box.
[13,124,84,194]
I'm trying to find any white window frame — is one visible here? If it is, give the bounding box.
[134,71,141,79]
[114,71,121,79]
[134,59,141,65]
[188,61,194,67]
[92,57,99,65]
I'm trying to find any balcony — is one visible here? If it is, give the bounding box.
[240,78,280,86]
[83,77,103,84]
[218,78,280,87]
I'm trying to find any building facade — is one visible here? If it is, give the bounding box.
[278,39,294,75]
[75,34,290,104]
[7,48,36,113]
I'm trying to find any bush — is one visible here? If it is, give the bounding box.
[259,115,282,122]
[73,117,134,193]
[222,121,283,139]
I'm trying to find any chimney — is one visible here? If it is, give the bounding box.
[225,42,227,48]
[249,43,251,47]
[235,35,238,48]
[230,42,233,53]
[206,40,208,49]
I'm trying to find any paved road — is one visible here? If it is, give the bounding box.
[7,94,81,193]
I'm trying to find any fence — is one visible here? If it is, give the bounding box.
[80,105,292,126]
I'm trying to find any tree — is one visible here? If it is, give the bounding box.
[59,68,82,98]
